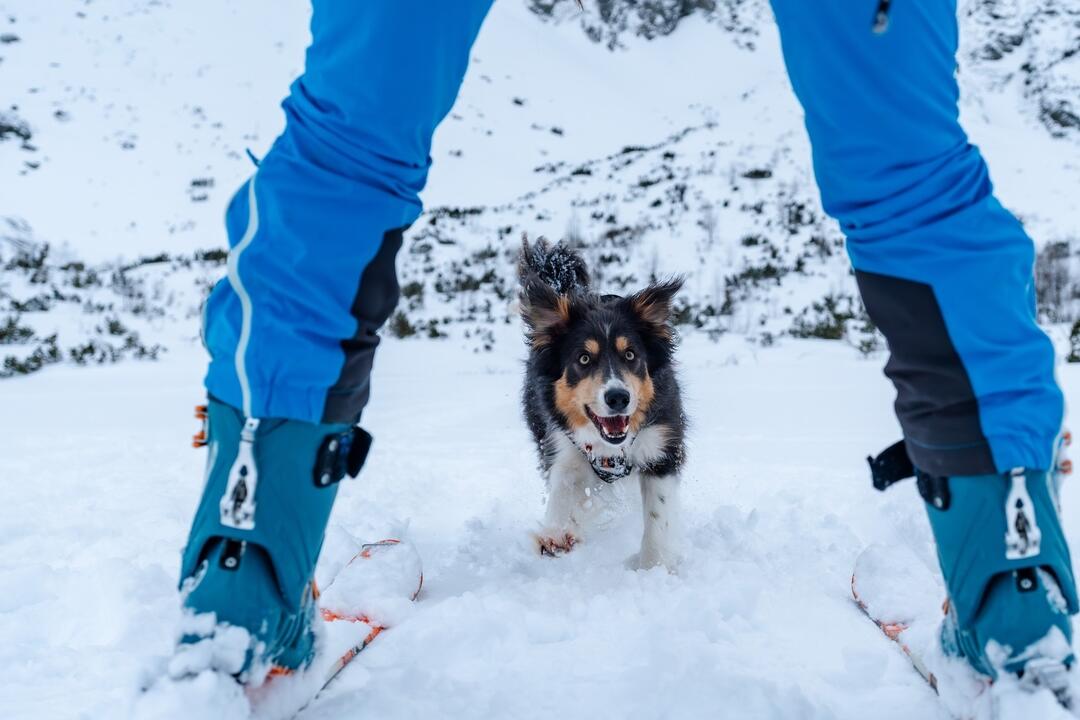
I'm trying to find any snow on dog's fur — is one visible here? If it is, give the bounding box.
[518,237,687,570]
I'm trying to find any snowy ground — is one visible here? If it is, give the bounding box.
[5,330,1080,719]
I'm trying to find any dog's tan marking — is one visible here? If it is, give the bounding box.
[526,294,574,348]
[584,338,600,355]
[624,369,655,432]
[555,370,602,430]
[632,295,673,340]
[556,295,571,322]
[615,336,630,353]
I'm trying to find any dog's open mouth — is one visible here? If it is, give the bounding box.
[586,406,630,444]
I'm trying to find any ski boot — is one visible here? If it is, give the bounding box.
[174,398,371,680]
[923,464,1078,698]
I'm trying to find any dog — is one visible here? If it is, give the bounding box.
[517,238,687,571]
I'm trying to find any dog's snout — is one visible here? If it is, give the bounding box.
[604,387,631,413]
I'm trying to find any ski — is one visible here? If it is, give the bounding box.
[851,572,940,693]
[850,543,989,720]
[315,623,384,696]
[310,539,422,704]
[260,538,424,719]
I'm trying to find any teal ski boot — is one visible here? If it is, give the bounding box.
[923,465,1077,698]
[173,398,371,681]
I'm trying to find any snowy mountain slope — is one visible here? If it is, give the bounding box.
[960,0,1080,141]
[0,0,311,256]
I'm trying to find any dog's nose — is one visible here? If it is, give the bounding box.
[604,387,631,413]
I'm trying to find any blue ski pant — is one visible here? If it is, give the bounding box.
[203,0,1063,477]
[203,0,494,423]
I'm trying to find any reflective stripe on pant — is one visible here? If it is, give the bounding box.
[203,0,494,423]
[770,0,1063,475]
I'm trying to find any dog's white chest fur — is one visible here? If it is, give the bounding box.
[539,425,681,570]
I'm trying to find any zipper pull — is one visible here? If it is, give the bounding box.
[220,418,260,530]
[872,0,892,34]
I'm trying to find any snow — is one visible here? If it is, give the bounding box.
[134,667,250,720]
[2,0,1080,718]
[9,329,1080,719]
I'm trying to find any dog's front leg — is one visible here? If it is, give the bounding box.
[636,472,681,571]
[535,444,592,556]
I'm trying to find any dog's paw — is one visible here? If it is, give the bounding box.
[626,549,681,574]
[534,531,577,557]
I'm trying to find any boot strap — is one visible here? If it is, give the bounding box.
[314,427,373,487]
[867,440,950,510]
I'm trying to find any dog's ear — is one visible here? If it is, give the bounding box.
[519,271,576,348]
[625,277,684,341]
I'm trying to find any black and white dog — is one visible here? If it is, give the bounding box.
[518,238,687,570]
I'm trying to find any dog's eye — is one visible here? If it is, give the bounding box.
[624,349,635,361]
[578,353,591,366]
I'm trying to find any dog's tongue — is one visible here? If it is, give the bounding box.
[599,415,629,436]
